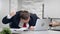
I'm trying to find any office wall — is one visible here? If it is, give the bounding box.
[0,0,9,28]
[18,0,44,19]
[0,0,18,28]
[44,0,60,18]
[44,0,60,30]
[10,0,18,12]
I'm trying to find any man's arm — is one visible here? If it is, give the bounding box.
[29,14,38,30]
[2,11,16,24]
[49,21,60,27]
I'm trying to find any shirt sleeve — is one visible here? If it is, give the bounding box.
[7,14,13,19]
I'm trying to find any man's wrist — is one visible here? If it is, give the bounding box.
[29,26,35,30]
[7,14,12,19]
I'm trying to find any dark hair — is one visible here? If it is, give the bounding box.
[20,10,30,20]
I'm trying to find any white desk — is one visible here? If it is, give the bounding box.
[12,30,60,34]
[48,30,60,34]
[0,28,60,34]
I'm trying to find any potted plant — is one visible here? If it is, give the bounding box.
[0,27,12,34]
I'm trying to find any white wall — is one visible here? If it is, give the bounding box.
[10,0,18,12]
[0,0,9,28]
[44,0,60,30]
[18,0,44,19]
[0,0,18,28]
[44,0,60,18]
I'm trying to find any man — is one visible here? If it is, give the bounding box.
[2,10,39,30]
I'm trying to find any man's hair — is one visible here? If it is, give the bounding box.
[20,10,30,20]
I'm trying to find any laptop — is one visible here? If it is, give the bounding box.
[34,19,51,31]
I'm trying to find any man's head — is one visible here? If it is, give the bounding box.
[20,10,30,23]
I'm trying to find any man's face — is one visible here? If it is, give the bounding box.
[21,17,30,23]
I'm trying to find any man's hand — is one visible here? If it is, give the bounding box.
[9,11,16,17]
[29,26,35,31]
[49,21,60,27]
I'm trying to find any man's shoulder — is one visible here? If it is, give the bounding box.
[30,13,37,18]
[16,11,21,14]
[16,11,22,16]
[30,13,39,19]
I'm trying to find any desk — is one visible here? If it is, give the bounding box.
[0,28,60,34]
[12,30,60,34]
[48,30,60,34]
